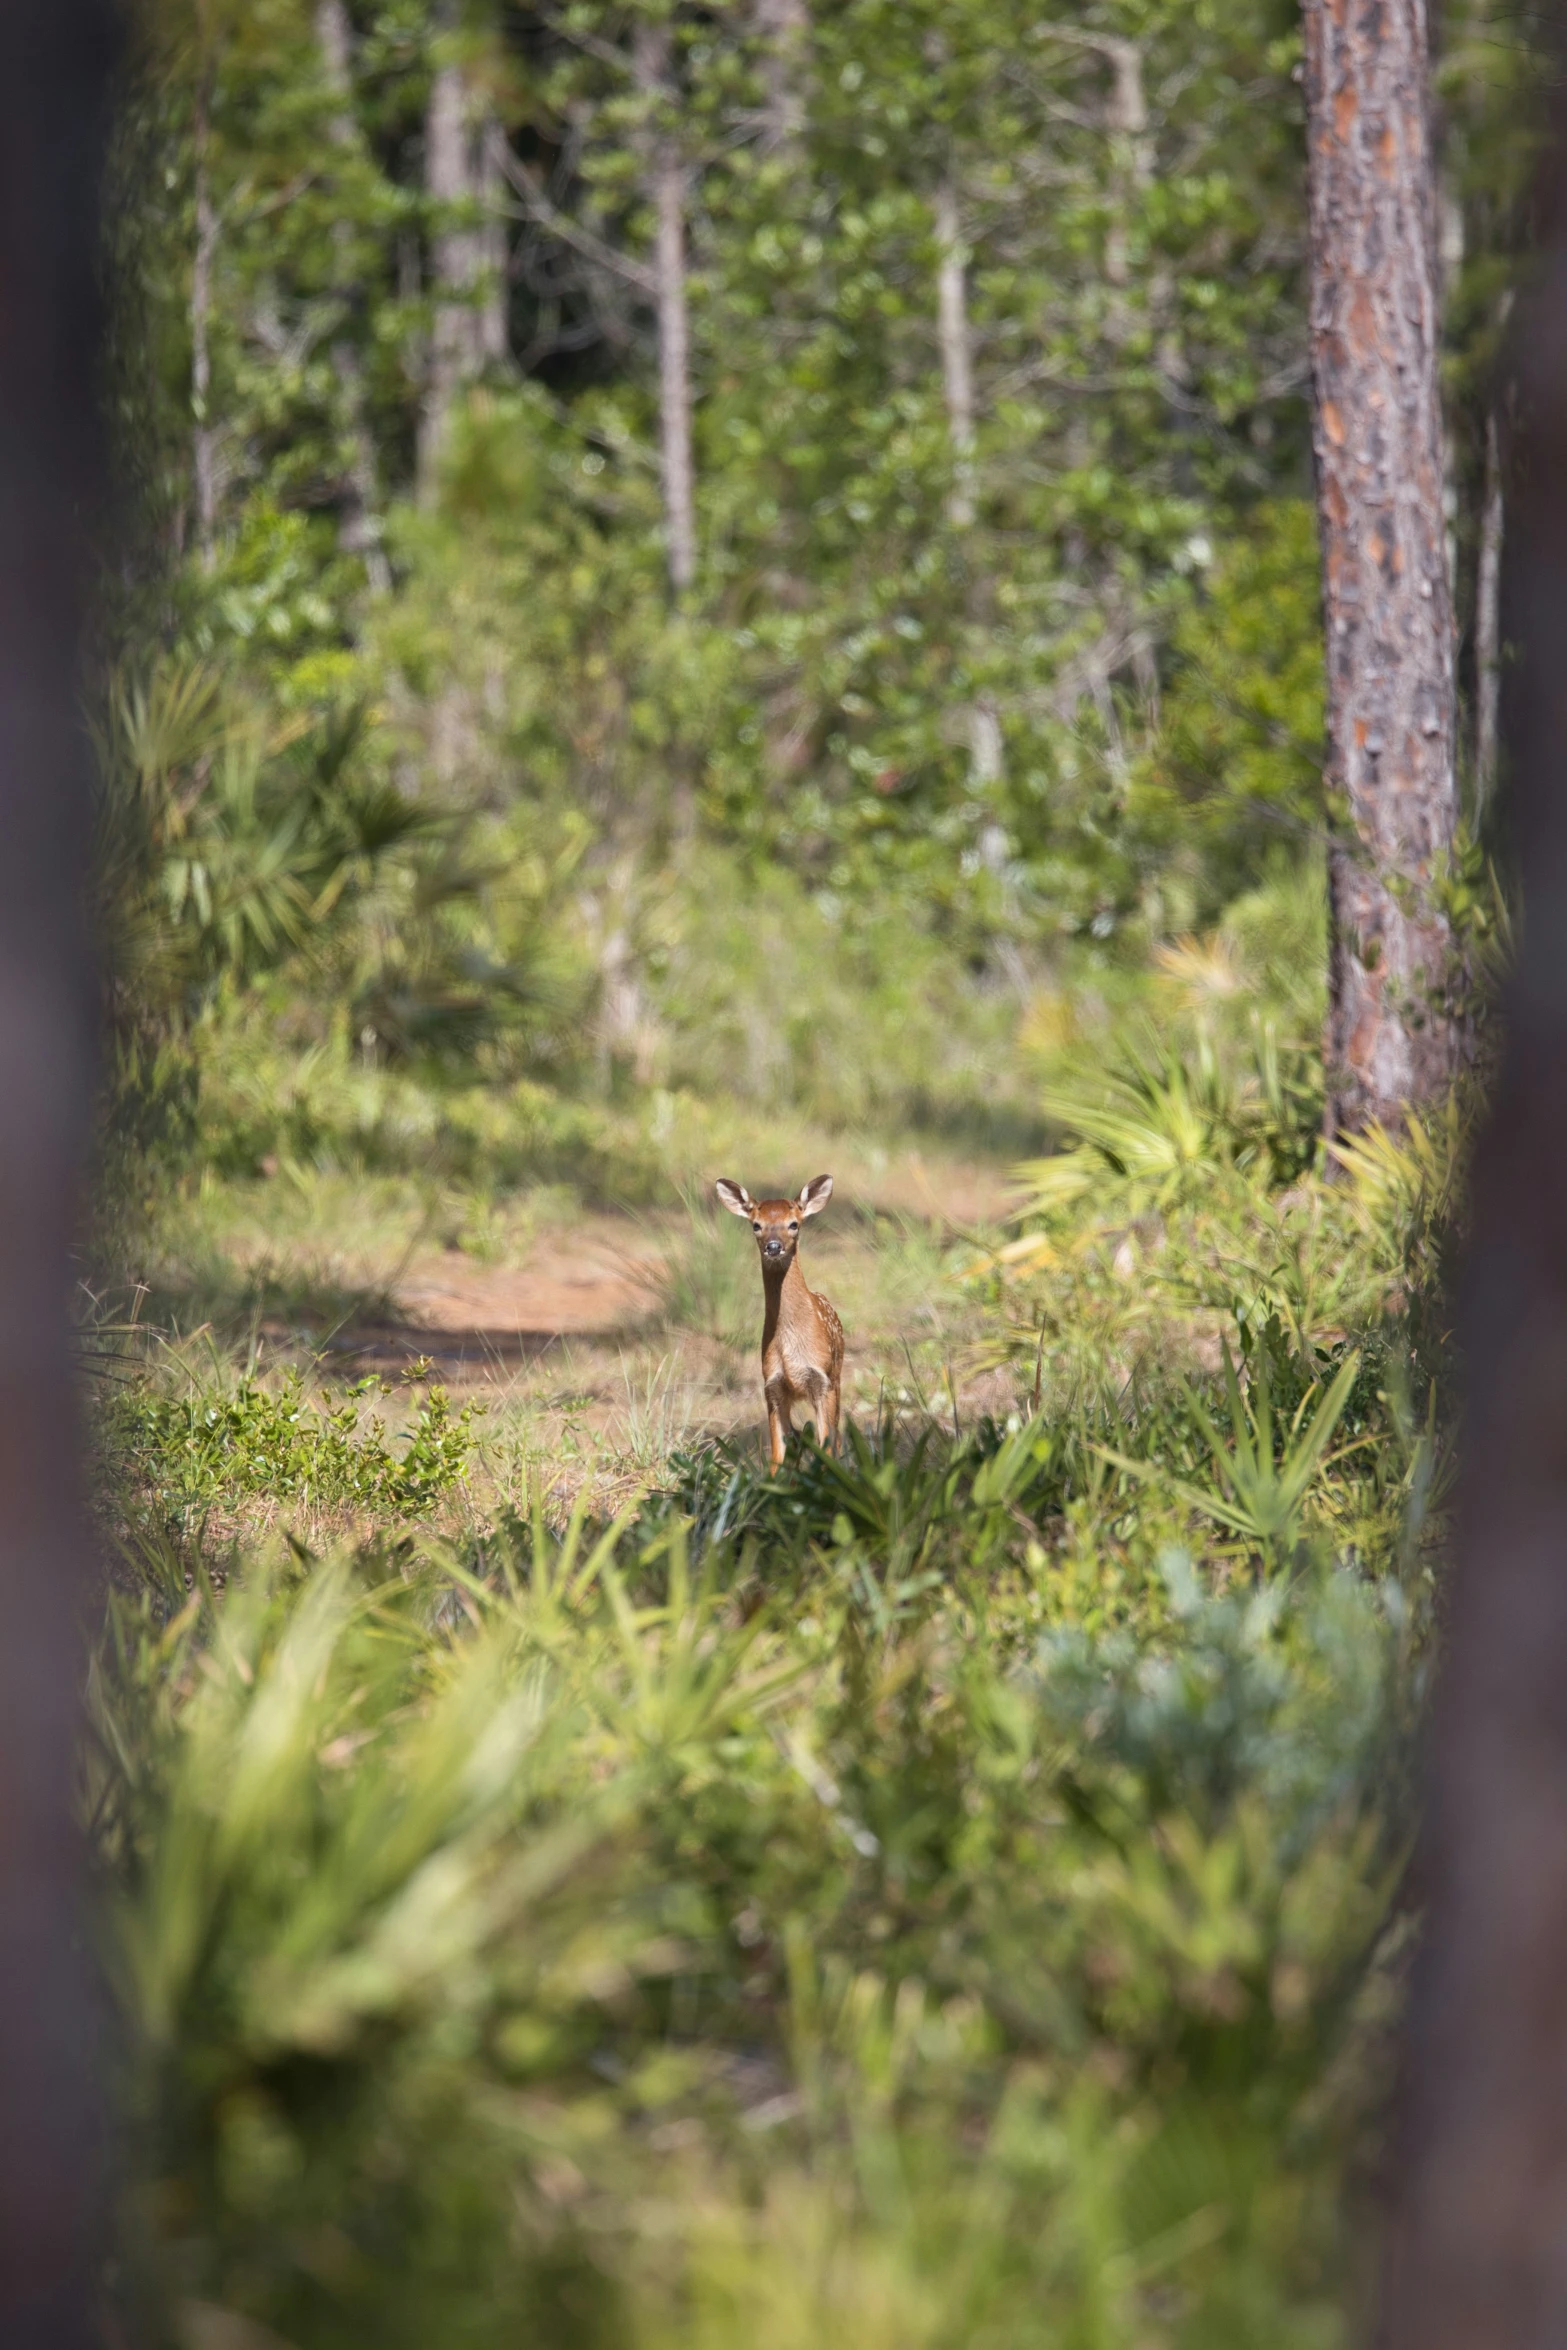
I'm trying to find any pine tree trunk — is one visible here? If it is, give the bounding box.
[191,50,218,565]
[316,0,390,592]
[1303,0,1459,1136]
[755,0,809,151]
[1380,102,1567,2348]
[476,114,510,366]
[0,4,114,2338]
[1102,36,1150,291]
[635,23,696,596]
[934,179,1003,790]
[934,180,975,529]
[418,4,507,498]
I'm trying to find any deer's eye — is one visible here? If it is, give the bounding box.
[752,1221,761,1232]
[788,1221,799,1232]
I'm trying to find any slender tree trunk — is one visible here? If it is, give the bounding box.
[418,5,507,499]
[191,49,218,566]
[934,179,1003,790]
[316,0,390,593]
[1380,96,1567,2349]
[0,4,115,2341]
[1303,0,1459,1137]
[1475,407,1504,813]
[419,32,469,495]
[477,114,510,366]
[756,0,809,152]
[935,180,975,529]
[1102,36,1150,290]
[635,22,696,596]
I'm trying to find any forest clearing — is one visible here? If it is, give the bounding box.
[0,0,1553,2342]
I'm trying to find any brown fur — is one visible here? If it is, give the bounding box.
[715,1174,844,1471]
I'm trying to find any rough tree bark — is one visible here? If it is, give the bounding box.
[1303,0,1460,1136]
[418,1,508,498]
[0,6,115,2342]
[634,21,696,597]
[316,0,391,593]
[1380,92,1567,2349]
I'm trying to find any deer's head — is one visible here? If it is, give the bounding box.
[715,1173,833,1270]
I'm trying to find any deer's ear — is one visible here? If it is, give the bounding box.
[715,1179,754,1219]
[797,1173,834,1217]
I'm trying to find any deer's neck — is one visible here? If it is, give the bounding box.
[761,1254,813,1349]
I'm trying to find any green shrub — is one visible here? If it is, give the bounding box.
[114,1367,481,1521]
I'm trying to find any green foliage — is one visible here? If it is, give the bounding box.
[1013,1018,1319,1236]
[96,1478,1409,2347]
[1133,501,1326,901]
[107,0,1342,1038]
[88,0,1525,2332]
[1102,1342,1362,1569]
[114,1366,481,1522]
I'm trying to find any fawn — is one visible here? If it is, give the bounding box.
[716,1173,844,1471]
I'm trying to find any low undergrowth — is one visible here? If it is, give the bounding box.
[92,1029,1461,2347]
[110,1365,483,1539]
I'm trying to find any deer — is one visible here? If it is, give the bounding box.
[715,1174,844,1472]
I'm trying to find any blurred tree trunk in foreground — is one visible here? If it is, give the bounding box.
[1302,0,1460,1137]
[1475,405,1505,813]
[0,8,114,2344]
[1381,76,1567,2350]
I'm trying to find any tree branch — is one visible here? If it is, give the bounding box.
[497,151,656,295]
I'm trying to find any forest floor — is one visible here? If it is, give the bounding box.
[131,1138,1025,1528]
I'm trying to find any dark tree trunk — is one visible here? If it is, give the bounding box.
[0,8,115,2343]
[1475,406,1505,812]
[1303,0,1460,1136]
[1380,86,1567,2343]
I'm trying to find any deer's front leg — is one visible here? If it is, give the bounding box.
[766,1391,790,1474]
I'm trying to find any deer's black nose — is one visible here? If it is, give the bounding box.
[763,1238,785,1258]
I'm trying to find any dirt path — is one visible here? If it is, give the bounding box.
[304,1154,1021,1390]
[316,1214,669,1380]
[163,1148,1025,1502]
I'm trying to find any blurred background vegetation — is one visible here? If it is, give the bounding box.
[98,0,1536,1197]
[89,1,1545,2343]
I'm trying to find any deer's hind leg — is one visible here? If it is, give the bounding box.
[813,1374,841,1455]
[825,1323,845,1453]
